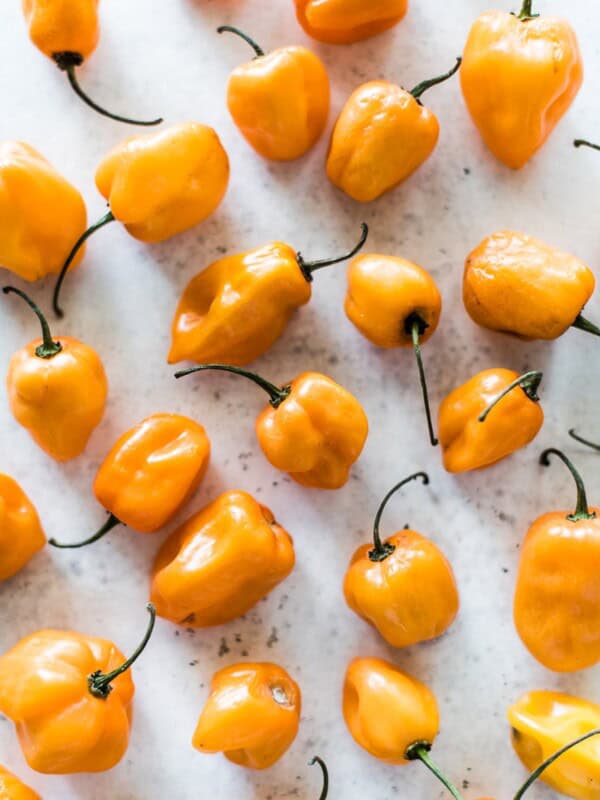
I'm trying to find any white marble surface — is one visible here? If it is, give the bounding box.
[1,1,600,798]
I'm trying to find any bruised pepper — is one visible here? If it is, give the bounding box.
[326,58,461,202]
[0,765,40,799]
[4,287,108,461]
[49,414,211,548]
[53,122,230,316]
[168,223,368,366]
[0,604,155,774]
[0,475,45,581]
[22,0,162,125]
[294,0,408,44]
[175,365,368,489]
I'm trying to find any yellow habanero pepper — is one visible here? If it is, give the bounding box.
[0,474,46,581]
[0,765,40,799]
[294,0,408,44]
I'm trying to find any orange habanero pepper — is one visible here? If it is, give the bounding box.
[52,122,230,317]
[168,223,368,366]
[294,0,408,44]
[0,765,40,799]
[460,0,583,169]
[150,490,295,626]
[4,287,108,461]
[22,0,162,126]
[218,26,330,161]
[344,472,459,648]
[0,475,46,581]
[176,364,368,489]
[326,58,461,202]
[439,368,544,473]
[49,413,210,548]
[0,604,155,774]
[192,662,301,769]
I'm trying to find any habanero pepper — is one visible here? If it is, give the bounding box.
[175,365,368,489]
[0,765,40,799]
[168,223,368,366]
[0,474,46,581]
[294,0,408,44]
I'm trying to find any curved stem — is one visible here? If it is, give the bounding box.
[405,743,465,800]
[369,472,429,562]
[410,58,462,103]
[88,604,156,699]
[49,513,122,549]
[2,286,61,358]
[217,25,264,57]
[175,364,290,408]
[406,314,438,446]
[574,139,600,152]
[569,428,600,452]
[572,313,600,337]
[539,448,595,522]
[478,371,542,423]
[309,757,329,800]
[52,210,115,318]
[296,223,368,282]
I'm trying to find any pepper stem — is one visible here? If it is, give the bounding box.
[175,364,290,408]
[478,371,542,423]
[513,728,600,800]
[410,58,462,103]
[517,0,538,19]
[539,448,596,522]
[49,513,122,549]
[406,314,438,446]
[52,210,115,318]
[309,757,329,800]
[217,25,264,57]
[571,313,600,337]
[569,428,600,452]
[405,742,465,800]
[3,286,62,359]
[369,472,429,562]
[88,604,156,699]
[574,139,600,151]
[296,223,369,282]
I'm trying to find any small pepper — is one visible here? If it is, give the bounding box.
[326,58,461,202]
[463,231,599,340]
[22,0,162,126]
[294,0,408,44]
[218,26,330,161]
[192,662,301,769]
[168,223,368,366]
[0,142,87,282]
[0,765,40,799]
[175,365,368,489]
[0,474,46,581]
[52,122,230,317]
[344,473,459,648]
[4,287,108,461]
[514,448,600,672]
[439,368,544,473]
[460,0,583,169]
[150,490,295,626]
[0,604,155,774]
[49,413,210,548]
[345,253,441,444]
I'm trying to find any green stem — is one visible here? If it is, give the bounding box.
[49,513,122,549]
[309,757,329,800]
[217,25,264,57]
[369,472,429,562]
[539,448,596,522]
[2,286,62,358]
[569,428,600,452]
[410,58,462,103]
[175,364,290,408]
[88,604,156,699]
[52,210,115,318]
[407,314,438,446]
[574,139,600,152]
[296,223,368,282]
[478,371,542,423]
[572,313,600,337]
[517,0,538,20]
[405,742,465,800]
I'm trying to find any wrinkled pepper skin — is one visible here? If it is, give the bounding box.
[0,765,40,799]
[94,414,210,532]
[464,231,595,340]
[343,657,439,764]
[95,122,229,243]
[461,10,583,169]
[294,0,408,44]
[509,691,600,800]
[22,0,99,61]
[150,490,295,626]
[0,475,46,581]
[192,662,301,769]
[0,142,87,282]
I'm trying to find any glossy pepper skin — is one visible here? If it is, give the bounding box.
[192,662,301,769]
[460,2,583,169]
[0,142,87,282]
[294,0,408,44]
[0,475,46,581]
[150,490,295,626]
[0,765,40,799]
[22,0,99,60]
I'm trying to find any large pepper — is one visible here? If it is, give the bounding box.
[0,605,155,774]
[150,490,295,626]
[0,475,46,581]
[4,287,108,461]
[294,0,408,44]
[0,765,40,799]
[168,224,368,366]
[175,365,368,489]
[460,0,583,169]
[192,662,301,769]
